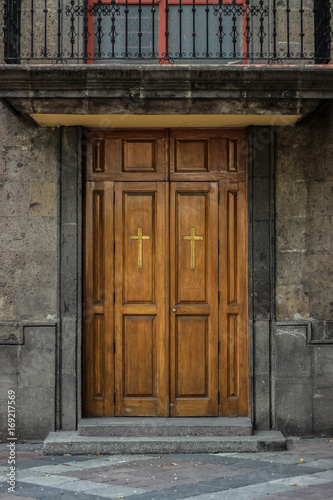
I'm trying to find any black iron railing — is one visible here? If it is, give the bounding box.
[1,0,332,64]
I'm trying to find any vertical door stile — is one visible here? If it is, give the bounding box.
[114,183,124,416]
[219,180,229,416]
[155,182,168,416]
[105,182,115,416]
[165,129,171,414]
[237,180,249,416]
[209,182,219,416]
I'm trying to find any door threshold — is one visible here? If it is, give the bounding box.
[78,417,253,437]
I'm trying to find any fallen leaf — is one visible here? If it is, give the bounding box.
[158,465,163,467]
[300,458,304,461]
[96,452,100,456]
[170,463,177,466]
[291,484,297,487]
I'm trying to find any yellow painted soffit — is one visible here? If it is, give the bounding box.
[30,114,301,128]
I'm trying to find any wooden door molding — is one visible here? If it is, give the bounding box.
[169,182,219,416]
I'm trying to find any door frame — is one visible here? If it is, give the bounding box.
[56,125,275,430]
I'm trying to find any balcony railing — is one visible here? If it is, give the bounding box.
[1,0,332,64]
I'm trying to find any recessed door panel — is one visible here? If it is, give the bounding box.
[175,139,209,172]
[124,315,156,397]
[177,191,207,304]
[123,140,156,172]
[123,191,155,304]
[176,316,208,397]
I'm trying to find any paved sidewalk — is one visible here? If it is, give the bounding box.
[0,439,333,499]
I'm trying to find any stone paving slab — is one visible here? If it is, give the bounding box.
[182,472,333,500]
[286,441,333,458]
[0,438,333,499]
[256,479,333,499]
[90,486,147,498]
[0,495,36,500]
[1,483,109,500]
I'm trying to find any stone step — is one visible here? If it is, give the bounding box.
[43,430,286,455]
[78,417,253,437]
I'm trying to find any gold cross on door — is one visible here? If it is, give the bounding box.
[183,227,204,270]
[130,226,151,269]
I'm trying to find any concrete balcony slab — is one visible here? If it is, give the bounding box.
[0,64,332,126]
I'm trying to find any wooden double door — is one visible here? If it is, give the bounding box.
[83,129,248,418]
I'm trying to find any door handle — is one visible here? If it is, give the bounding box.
[172,307,177,313]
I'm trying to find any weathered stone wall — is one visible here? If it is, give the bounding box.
[274,102,333,436]
[0,103,59,440]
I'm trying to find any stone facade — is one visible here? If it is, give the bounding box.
[0,97,333,440]
[274,102,333,436]
[0,103,59,440]
[276,103,333,323]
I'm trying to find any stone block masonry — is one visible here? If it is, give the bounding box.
[276,102,333,323]
[0,103,59,440]
[274,102,333,436]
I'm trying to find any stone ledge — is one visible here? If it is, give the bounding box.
[0,64,332,118]
[0,64,333,95]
